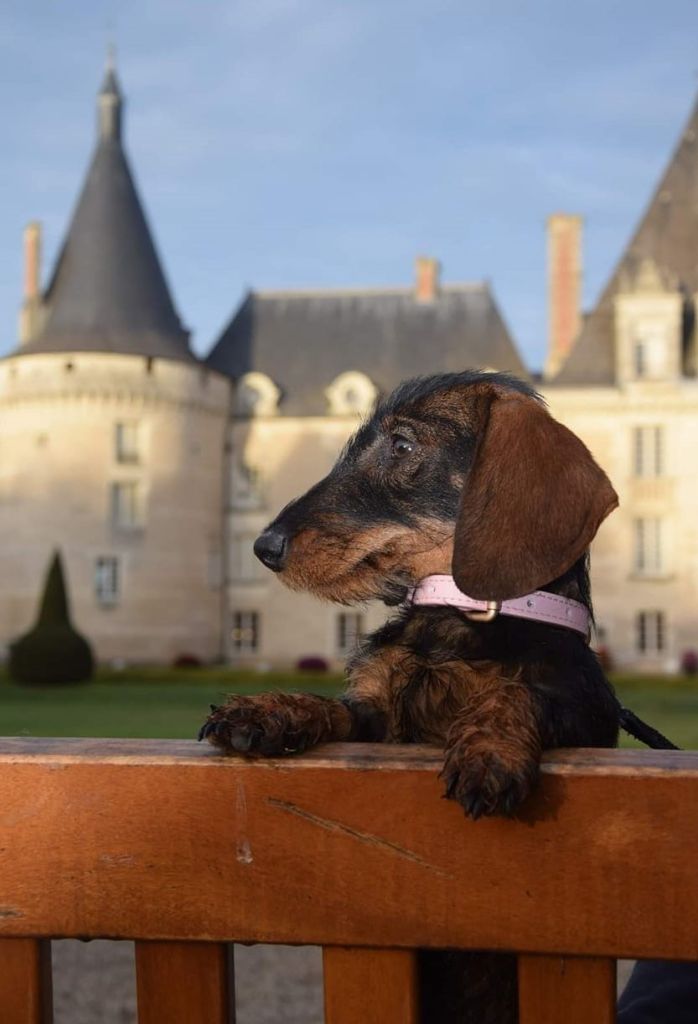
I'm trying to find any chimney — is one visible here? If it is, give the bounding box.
[545,214,582,379]
[19,221,43,344]
[414,256,440,303]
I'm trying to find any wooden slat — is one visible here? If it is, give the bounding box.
[323,947,418,1024]
[518,954,616,1024]
[0,939,52,1024]
[135,941,234,1024]
[0,739,696,959]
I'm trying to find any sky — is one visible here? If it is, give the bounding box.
[1,0,697,369]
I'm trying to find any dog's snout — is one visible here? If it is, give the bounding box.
[254,529,288,572]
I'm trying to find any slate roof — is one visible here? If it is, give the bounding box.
[19,62,192,363]
[206,283,528,415]
[555,93,698,386]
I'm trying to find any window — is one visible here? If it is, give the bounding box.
[95,557,119,606]
[325,372,378,416]
[230,534,265,582]
[111,482,143,529]
[237,373,280,416]
[337,613,364,654]
[231,611,259,653]
[636,611,665,654]
[632,327,666,380]
[230,462,264,509]
[634,517,664,575]
[115,422,140,464]
[633,426,663,477]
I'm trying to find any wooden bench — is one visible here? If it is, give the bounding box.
[0,738,696,1023]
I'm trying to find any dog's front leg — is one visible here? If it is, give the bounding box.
[441,678,542,819]
[199,690,388,756]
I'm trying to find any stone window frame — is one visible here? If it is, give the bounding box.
[231,610,260,653]
[236,373,280,417]
[95,556,120,607]
[632,425,664,478]
[633,516,665,576]
[111,480,145,531]
[325,371,377,417]
[336,611,364,655]
[115,421,141,465]
[636,610,666,654]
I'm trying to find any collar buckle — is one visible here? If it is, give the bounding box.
[464,600,501,623]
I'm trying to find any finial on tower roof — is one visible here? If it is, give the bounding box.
[98,46,122,140]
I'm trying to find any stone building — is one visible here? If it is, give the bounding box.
[3,61,697,670]
[544,95,698,671]
[0,61,229,663]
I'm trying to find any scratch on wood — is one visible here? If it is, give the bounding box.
[0,907,23,919]
[236,780,254,864]
[267,797,453,878]
[99,853,135,866]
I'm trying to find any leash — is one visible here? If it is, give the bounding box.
[616,703,680,750]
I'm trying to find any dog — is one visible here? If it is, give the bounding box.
[200,370,622,1022]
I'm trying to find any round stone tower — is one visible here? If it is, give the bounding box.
[0,58,230,663]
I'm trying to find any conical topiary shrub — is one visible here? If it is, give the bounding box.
[9,551,94,685]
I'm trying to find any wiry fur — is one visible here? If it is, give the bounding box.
[200,370,621,1024]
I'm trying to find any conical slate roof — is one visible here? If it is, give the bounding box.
[21,60,192,361]
[556,93,698,385]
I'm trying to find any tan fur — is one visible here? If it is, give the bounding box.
[282,519,454,602]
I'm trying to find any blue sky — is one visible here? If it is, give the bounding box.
[1,0,697,368]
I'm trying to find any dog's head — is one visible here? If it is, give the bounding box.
[253,371,618,605]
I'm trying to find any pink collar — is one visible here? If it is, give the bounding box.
[409,575,590,638]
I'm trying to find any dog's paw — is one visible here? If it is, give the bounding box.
[440,742,539,819]
[198,692,340,757]
[198,696,307,756]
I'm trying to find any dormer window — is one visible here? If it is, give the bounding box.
[236,373,280,417]
[325,371,377,416]
[632,327,667,380]
[614,259,682,385]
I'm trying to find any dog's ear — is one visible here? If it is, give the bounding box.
[452,390,618,600]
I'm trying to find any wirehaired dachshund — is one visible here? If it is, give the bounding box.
[200,370,622,1023]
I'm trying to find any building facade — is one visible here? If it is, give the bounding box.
[2,63,697,670]
[544,97,698,670]
[0,61,229,663]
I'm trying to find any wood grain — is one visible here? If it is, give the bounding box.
[518,954,616,1023]
[0,739,695,960]
[323,947,418,1024]
[0,939,52,1024]
[135,941,234,1024]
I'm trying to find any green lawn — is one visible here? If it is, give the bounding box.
[0,668,343,740]
[614,675,698,749]
[0,667,695,749]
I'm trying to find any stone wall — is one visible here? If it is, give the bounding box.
[0,351,230,663]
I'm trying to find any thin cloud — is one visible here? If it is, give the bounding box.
[1,0,697,366]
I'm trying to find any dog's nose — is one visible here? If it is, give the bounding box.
[253,529,288,572]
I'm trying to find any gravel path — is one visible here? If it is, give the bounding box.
[52,941,323,1024]
[51,940,634,1022]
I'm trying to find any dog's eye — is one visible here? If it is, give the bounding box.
[391,435,415,458]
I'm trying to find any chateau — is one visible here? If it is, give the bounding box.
[2,62,696,670]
